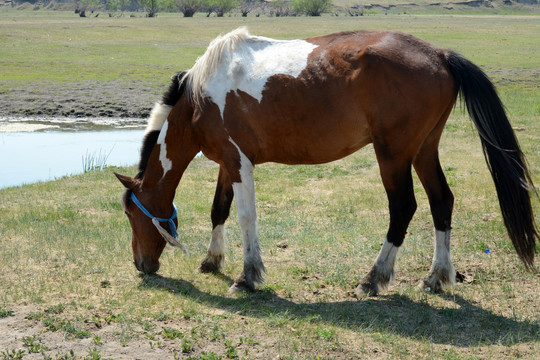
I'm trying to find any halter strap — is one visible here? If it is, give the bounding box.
[130,192,179,239]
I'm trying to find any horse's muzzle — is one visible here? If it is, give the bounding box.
[134,259,160,274]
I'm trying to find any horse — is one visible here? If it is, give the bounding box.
[115,27,538,295]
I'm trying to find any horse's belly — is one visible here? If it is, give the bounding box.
[257,117,372,165]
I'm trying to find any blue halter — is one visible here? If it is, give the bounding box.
[130,192,179,239]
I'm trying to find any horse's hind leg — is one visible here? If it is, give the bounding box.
[199,166,234,273]
[358,157,417,296]
[413,130,456,292]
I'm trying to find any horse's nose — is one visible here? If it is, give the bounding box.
[134,259,160,274]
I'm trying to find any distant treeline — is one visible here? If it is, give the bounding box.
[6,0,538,17]
[7,0,338,17]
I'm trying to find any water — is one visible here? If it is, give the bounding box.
[0,117,146,189]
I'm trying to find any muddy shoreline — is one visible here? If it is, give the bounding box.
[0,79,163,120]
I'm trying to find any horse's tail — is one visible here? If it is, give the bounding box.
[444,51,538,269]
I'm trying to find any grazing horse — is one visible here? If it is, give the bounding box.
[115,28,538,295]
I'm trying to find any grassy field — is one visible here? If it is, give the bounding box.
[0,10,539,360]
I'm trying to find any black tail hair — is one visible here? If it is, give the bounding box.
[445,51,538,269]
[136,71,188,178]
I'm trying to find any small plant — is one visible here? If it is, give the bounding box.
[83,348,101,360]
[161,328,184,339]
[55,350,77,360]
[45,304,65,315]
[181,337,195,353]
[186,351,222,360]
[26,311,44,321]
[22,335,49,353]
[315,327,336,341]
[0,308,14,318]
[239,336,259,345]
[152,311,171,322]
[82,148,113,173]
[92,336,102,346]
[42,317,91,339]
[1,349,25,360]
[224,339,238,358]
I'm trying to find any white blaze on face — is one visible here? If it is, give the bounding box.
[157,120,172,178]
[205,38,318,119]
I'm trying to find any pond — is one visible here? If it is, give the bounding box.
[0,116,147,189]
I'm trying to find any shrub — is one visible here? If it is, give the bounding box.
[175,0,201,17]
[291,0,331,16]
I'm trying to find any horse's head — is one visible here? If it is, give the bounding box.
[115,172,186,274]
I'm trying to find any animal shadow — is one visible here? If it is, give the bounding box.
[139,274,539,347]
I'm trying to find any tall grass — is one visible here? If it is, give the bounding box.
[82,147,114,173]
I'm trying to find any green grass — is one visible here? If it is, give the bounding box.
[0,10,539,360]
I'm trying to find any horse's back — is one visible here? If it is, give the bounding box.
[193,30,456,165]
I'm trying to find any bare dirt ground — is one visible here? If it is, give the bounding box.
[0,306,179,359]
[0,80,162,119]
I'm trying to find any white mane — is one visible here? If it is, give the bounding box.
[145,103,172,134]
[185,27,252,105]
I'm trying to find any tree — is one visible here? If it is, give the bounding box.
[204,0,238,17]
[238,0,256,17]
[106,0,130,15]
[291,0,331,16]
[76,0,100,17]
[271,0,291,17]
[139,0,161,17]
[175,0,201,17]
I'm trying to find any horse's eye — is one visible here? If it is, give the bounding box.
[124,210,130,216]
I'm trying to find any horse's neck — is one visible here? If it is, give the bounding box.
[141,104,199,205]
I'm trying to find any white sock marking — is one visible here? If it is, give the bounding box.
[208,224,226,257]
[432,229,456,284]
[374,239,399,277]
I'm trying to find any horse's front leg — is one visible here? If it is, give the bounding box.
[199,166,234,273]
[228,149,266,293]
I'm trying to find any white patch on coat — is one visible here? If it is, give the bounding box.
[146,103,172,134]
[187,27,318,119]
[374,239,399,278]
[156,120,172,177]
[228,138,264,277]
[431,229,456,284]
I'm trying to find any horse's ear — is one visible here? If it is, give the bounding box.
[114,172,137,190]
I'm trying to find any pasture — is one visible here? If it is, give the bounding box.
[0,10,539,359]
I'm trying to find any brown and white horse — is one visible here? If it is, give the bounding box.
[115,28,538,295]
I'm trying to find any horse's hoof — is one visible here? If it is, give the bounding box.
[418,278,442,293]
[198,255,223,273]
[356,281,378,297]
[228,280,255,294]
